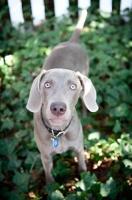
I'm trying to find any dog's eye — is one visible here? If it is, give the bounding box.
[70,84,76,90]
[44,82,51,88]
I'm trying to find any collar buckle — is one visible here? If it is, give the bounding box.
[51,129,67,138]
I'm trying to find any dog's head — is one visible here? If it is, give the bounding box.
[26,69,98,127]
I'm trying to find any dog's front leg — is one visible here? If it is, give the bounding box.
[75,149,87,172]
[41,154,54,184]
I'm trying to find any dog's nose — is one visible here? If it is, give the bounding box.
[50,102,66,116]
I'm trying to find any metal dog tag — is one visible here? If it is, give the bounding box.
[53,138,58,147]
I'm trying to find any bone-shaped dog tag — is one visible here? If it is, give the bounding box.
[52,138,58,147]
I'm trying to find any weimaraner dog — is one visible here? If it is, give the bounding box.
[26,10,98,184]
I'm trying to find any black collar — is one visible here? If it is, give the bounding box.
[41,106,72,138]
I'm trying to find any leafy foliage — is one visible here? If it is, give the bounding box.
[0,6,132,200]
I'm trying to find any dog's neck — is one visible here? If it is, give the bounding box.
[40,106,73,147]
[40,105,73,133]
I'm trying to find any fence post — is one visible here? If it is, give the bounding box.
[99,0,112,14]
[54,0,69,17]
[7,0,24,27]
[78,0,91,10]
[120,0,132,12]
[120,0,132,21]
[30,0,45,26]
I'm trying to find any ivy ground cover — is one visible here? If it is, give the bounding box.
[0,7,132,200]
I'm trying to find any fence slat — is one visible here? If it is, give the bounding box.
[54,0,69,17]
[30,0,45,26]
[7,0,24,27]
[120,0,132,21]
[78,0,91,10]
[120,0,132,12]
[99,0,112,13]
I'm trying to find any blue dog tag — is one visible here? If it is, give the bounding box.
[53,138,58,147]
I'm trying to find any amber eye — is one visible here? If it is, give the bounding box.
[70,84,76,90]
[44,82,51,88]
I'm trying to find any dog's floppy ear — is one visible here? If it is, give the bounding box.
[76,71,98,112]
[26,70,46,113]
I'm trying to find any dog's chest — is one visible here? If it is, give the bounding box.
[50,136,69,154]
[49,134,77,154]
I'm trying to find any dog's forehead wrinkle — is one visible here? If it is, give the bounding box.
[44,69,77,82]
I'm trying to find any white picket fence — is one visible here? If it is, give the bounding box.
[7,0,132,28]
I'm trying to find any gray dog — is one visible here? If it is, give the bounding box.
[26,10,98,184]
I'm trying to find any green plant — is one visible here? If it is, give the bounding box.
[0,7,132,200]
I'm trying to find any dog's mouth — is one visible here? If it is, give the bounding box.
[49,118,66,125]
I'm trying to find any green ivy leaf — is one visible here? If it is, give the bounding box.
[25,151,40,171]
[113,120,121,133]
[114,103,129,117]
[13,108,29,121]
[45,182,60,196]
[51,190,64,200]
[12,172,30,192]
[17,130,29,138]
[52,160,71,178]
[100,177,119,199]
[9,190,26,200]
[0,138,20,156]
[8,156,22,171]
[123,159,132,169]
[76,172,98,191]
[1,118,14,130]
[13,81,26,93]
[66,193,83,200]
